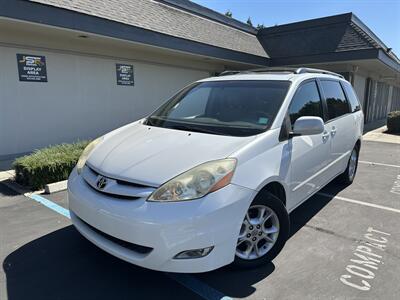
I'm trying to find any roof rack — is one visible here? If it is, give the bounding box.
[296,67,344,78]
[218,67,344,78]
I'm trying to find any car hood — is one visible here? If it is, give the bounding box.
[87,122,255,186]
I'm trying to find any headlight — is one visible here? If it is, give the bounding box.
[148,158,237,202]
[76,137,104,174]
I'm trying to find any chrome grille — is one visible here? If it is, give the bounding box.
[81,165,156,199]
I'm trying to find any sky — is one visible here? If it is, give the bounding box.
[192,0,400,54]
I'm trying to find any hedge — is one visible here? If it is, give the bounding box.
[387,111,400,133]
[13,141,90,190]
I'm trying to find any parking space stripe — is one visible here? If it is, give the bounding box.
[317,192,400,214]
[166,273,232,300]
[25,193,231,300]
[28,193,71,219]
[359,160,400,168]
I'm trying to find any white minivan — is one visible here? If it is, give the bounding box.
[68,68,363,273]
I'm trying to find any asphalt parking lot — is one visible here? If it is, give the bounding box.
[1,140,399,300]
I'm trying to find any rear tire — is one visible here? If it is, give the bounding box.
[233,190,289,269]
[337,145,359,185]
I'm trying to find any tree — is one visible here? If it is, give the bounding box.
[225,10,232,18]
[246,17,253,27]
[256,24,265,30]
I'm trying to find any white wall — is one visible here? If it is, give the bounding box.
[0,45,209,157]
[353,73,367,109]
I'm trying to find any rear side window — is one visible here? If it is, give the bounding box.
[288,81,323,125]
[321,80,350,120]
[342,82,361,112]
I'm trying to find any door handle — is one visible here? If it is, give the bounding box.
[322,131,330,142]
[331,126,337,137]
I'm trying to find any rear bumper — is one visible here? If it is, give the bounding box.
[68,169,255,273]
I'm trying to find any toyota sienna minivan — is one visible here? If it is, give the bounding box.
[68,68,363,273]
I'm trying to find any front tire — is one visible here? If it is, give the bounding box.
[233,191,290,269]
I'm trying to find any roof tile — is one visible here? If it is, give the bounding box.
[29,0,268,58]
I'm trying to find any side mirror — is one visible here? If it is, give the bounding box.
[291,116,324,136]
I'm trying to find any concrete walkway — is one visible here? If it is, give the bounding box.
[363,126,400,144]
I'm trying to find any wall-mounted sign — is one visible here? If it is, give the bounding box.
[116,64,134,86]
[17,54,47,82]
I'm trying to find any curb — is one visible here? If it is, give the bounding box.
[0,169,15,181]
[0,169,66,195]
[44,180,68,194]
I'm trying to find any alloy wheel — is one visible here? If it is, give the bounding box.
[236,205,280,260]
[348,148,358,181]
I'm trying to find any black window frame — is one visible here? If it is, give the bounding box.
[340,81,362,113]
[318,78,352,123]
[279,78,326,141]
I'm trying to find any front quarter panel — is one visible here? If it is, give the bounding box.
[230,129,290,201]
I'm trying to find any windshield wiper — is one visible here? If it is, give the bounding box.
[169,124,224,135]
[145,117,154,126]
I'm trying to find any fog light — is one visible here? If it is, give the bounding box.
[174,246,214,259]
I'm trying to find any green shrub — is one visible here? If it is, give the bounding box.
[13,141,90,190]
[387,111,400,133]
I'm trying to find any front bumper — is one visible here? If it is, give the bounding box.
[68,169,255,273]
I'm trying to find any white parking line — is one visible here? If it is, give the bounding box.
[317,192,400,214]
[359,160,400,169]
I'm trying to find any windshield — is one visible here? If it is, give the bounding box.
[146,80,291,137]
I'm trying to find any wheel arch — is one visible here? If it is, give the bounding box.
[355,139,361,151]
[258,181,287,207]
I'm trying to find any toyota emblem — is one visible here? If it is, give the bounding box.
[96,176,108,190]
